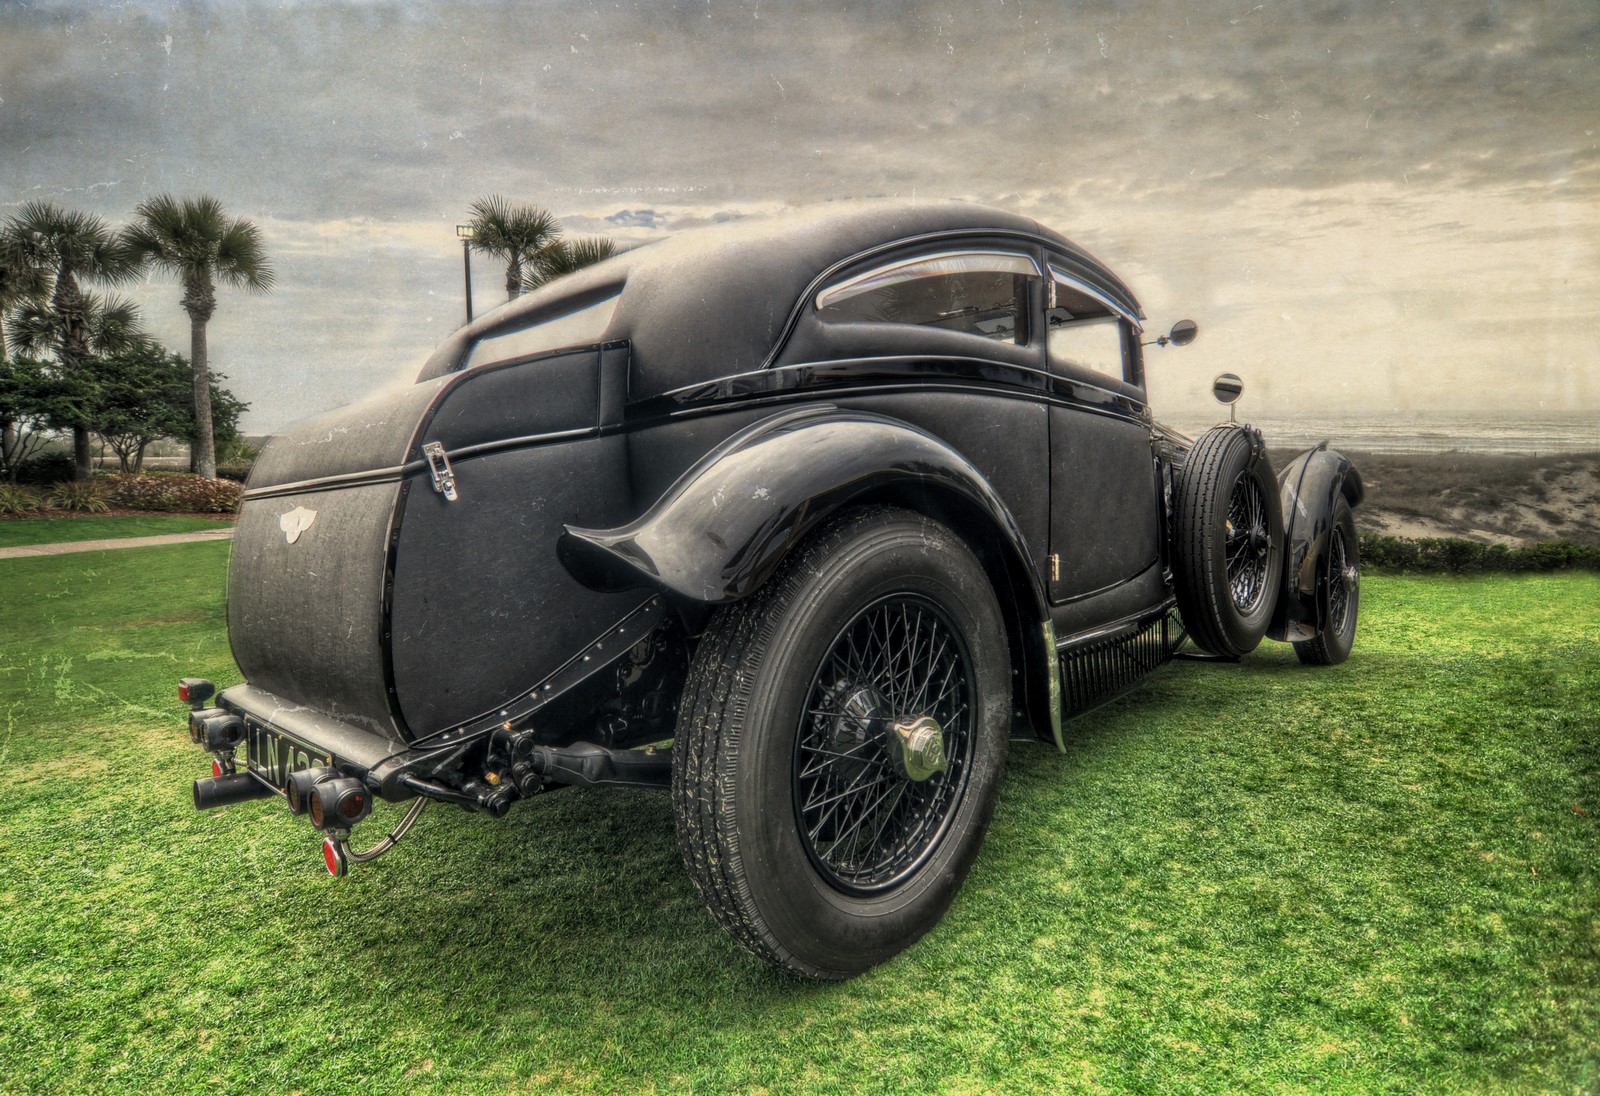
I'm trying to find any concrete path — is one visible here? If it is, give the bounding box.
[0,528,235,560]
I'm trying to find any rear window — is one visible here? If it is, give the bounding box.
[461,293,620,371]
[815,251,1042,345]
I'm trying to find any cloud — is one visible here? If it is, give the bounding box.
[1,0,1596,428]
[604,209,664,230]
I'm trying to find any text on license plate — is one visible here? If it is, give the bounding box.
[246,723,331,792]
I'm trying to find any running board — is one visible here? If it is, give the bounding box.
[1056,607,1185,719]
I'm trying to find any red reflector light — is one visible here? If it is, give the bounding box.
[323,838,347,877]
[211,758,223,779]
[178,682,192,703]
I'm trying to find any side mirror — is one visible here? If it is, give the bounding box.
[1143,319,1199,348]
[1212,372,1243,405]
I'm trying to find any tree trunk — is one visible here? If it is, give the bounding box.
[73,426,92,480]
[54,270,95,482]
[190,314,216,479]
[506,257,522,302]
[134,440,146,473]
[0,329,12,474]
[182,272,219,480]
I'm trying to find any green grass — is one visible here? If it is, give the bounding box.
[0,515,232,548]
[1,548,1596,1094]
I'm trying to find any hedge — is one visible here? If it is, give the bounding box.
[1360,533,1600,574]
[97,472,243,514]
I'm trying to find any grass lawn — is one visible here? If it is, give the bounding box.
[0,546,1595,1093]
[0,515,233,549]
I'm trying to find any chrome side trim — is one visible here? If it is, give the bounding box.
[816,249,1043,311]
[1055,597,1179,653]
[242,427,603,502]
[1048,262,1142,327]
[243,464,415,501]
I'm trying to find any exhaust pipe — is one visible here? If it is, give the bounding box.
[194,772,274,811]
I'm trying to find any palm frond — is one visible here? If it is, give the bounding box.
[126,194,274,293]
[0,233,50,312]
[217,218,275,291]
[83,293,148,354]
[4,293,147,359]
[523,236,620,291]
[467,195,561,259]
[4,200,131,284]
[4,304,61,357]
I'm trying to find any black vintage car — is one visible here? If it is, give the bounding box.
[181,200,1362,979]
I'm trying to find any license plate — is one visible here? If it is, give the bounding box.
[245,722,332,794]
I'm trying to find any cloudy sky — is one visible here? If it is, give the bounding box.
[2,0,1596,434]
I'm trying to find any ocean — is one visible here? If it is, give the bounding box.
[1160,411,1600,456]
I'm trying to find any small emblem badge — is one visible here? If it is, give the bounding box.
[280,506,318,545]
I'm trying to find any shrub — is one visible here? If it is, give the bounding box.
[99,472,243,514]
[14,451,77,486]
[0,484,44,515]
[46,481,110,514]
[1360,533,1600,574]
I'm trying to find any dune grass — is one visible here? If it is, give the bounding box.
[0,515,233,549]
[0,545,1596,1093]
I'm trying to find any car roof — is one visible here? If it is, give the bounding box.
[419,199,1144,397]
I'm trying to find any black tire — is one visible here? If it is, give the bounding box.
[1294,497,1359,665]
[1172,425,1284,658]
[672,506,1011,979]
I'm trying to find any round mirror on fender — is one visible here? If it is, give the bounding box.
[1212,373,1244,405]
[1168,319,1199,346]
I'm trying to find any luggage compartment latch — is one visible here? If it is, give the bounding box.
[421,441,458,501]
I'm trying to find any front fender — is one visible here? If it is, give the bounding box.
[1269,444,1363,642]
[561,405,1045,610]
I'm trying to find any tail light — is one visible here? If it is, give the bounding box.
[178,678,215,707]
[322,837,349,877]
[190,711,245,752]
[308,778,373,831]
[188,708,227,743]
[286,766,337,816]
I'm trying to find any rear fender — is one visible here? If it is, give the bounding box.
[560,406,1061,743]
[1269,444,1364,642]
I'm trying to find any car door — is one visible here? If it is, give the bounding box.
[1045,263,1162,606]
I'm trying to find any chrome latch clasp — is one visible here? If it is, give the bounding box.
[422,441,458,501]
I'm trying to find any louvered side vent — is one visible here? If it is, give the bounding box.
[1060,609,1185,716]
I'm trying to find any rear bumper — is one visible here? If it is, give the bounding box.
[216,683,412,793]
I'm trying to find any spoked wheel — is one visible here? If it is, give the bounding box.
[673,507,1010,979]
[1224,467,1274,618]
[1172,425,1284,658]
[1294,496,1360,665]
[795,595,975,895]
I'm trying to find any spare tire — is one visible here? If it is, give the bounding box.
[1171,425,1284,658]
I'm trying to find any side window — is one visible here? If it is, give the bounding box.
[1046,269,1132,386]
[815,251,1041,346]
[462,293,620,371]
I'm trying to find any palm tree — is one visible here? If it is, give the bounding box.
[466,196,561,302]
[522,236,619,293]
[3,201,139,479]
[123,194,273,478]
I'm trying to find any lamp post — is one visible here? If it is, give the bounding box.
[456,224,475,324]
